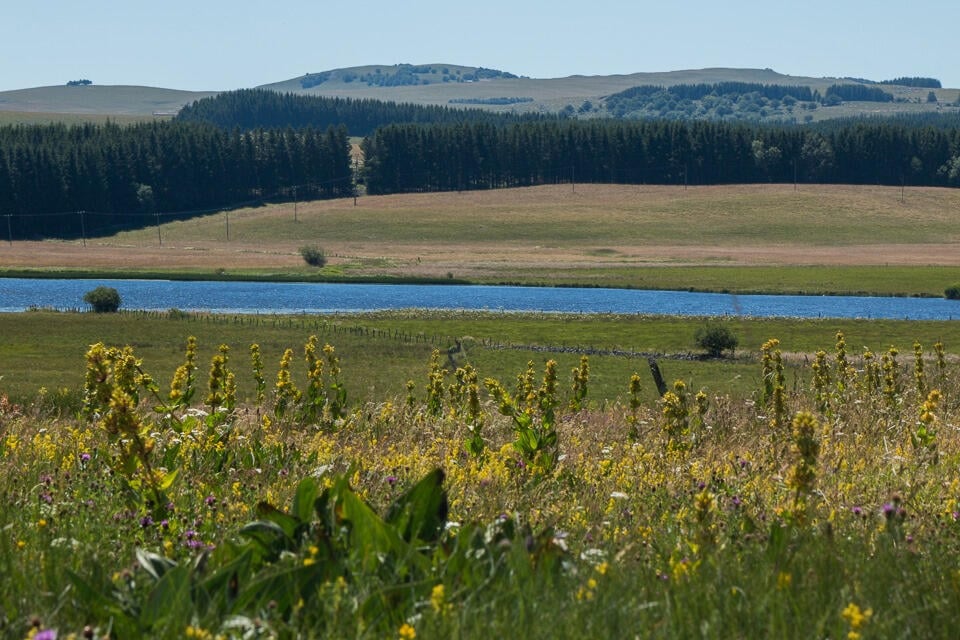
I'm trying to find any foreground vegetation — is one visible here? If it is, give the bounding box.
[2,312,960,636]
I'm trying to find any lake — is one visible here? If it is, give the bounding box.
[0,278,957,320]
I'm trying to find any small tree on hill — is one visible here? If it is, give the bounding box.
[83,286,121,313]
[695,323,738,358]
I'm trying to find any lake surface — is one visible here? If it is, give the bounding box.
[0,278,957,320]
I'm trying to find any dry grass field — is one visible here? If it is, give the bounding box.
[2,183,960,292]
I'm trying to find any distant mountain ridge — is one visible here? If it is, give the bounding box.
[0,65,956,123]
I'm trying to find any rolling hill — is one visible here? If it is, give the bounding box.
[0,65,957,123]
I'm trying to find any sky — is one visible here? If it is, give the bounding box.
[3,0,959,92]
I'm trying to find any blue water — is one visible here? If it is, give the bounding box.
[0,278,957,320]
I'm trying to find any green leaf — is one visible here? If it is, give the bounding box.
[239,520,293,558]
[254,501,301,541]
[292,477,320,525]
[337,488,414,573]
[158,468,179,491]
[140,564,192,629]
[136,548,177,582]
[385,468,448,544]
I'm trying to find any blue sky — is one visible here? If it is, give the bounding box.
[3,0,958,91]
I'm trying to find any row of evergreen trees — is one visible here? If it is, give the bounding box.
[361,119,960,193]
[0,121,351,239]
[175,89,542,137]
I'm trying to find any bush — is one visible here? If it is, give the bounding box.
[83,286,121,313]
[300,245,327,267]
[694,322,738,358]
[945,285,960,300]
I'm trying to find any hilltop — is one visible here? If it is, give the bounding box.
[0,65,957,124]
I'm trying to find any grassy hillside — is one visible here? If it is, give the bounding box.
[2,66,957,122]
[0,84,216,117]
[3,184,960,296]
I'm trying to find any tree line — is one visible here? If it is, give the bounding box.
[176,89,543,137]
[0,121,351,239]
[361,119,960,194]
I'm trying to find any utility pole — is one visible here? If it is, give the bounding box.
[5,214,11,246]
[225,210,230,241]
[79,210,86,247]
[293,185,298,222]
[156,212,162,246]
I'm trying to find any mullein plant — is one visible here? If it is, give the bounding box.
[273,348,301,421]
[787,411,820,526]
[205,344,236,414]
[811,349,832,416]
[249,343,266,410]
[913,341,927,398]
[426,349,447,417]
[569,355,590,412]
[626,372,643,441]
[661,380,691,453]
[882,346,902,418]
[84,343,176,517]
[484,360,560,467]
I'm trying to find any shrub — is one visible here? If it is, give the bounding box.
[694,322,738,358]
[300,245,327,267]
[82,286,121,313]
[945,285,960,300]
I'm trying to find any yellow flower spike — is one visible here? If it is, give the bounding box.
[776,572,792,590]
[398,622,417,639]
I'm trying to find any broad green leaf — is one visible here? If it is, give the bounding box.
[140,564,192,629]
[385,468,448,544]
[136,548,177,582]
[292,477,319,525]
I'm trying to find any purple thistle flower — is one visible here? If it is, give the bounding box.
[35,630,57,640]
[80,453,91,463]
[852,506,863,516]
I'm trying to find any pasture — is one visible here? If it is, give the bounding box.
[3,184,960,295]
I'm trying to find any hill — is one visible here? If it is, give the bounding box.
[0,84,217,120]
[1,66,958,123]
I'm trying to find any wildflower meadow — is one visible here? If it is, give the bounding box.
[2,330,960,638]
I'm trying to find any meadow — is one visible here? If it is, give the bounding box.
[4,184,960,297]
[4,182,960,637]
[2,319,960,637]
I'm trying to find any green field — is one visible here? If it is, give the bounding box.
[2,309,957,406]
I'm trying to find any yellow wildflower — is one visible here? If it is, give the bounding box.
[398,622,416,639]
